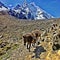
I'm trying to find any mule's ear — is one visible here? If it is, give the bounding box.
[23,35,25,38]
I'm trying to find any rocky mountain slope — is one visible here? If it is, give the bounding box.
[0,15,60,60]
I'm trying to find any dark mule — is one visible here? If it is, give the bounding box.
[23,33,36,52]
[32,30,41,45]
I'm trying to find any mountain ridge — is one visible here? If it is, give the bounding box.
[8,2,54,20]
[0,1,54,20]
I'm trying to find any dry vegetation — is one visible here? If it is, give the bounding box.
[0,15,60,60]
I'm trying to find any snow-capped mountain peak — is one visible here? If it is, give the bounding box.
[0,2,8,11]
[14,4,21,10]
[8,1,54,20]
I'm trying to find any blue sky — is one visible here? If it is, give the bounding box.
[0,0,60,18]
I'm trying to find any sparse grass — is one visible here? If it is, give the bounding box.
[0,43,19,60]
[0,15,60,60]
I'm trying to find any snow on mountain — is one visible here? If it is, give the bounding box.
[0,6,8,11]
[29,2,54,20]
[0,2,8,11]
[0,1,54,20]
[14,4,21,10]
[35,6,54,19]
[0,2,9,15]
[8,2,54,20]
[8,3,34,19]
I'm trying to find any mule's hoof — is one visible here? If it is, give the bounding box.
[27,47,29,49]
[29,50,31,52]
[24,44,26,46]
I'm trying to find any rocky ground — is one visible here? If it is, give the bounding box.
[0,15,60,60]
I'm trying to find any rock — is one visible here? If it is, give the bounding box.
[33,46,46,58]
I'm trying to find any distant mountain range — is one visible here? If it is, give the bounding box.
[0,1,54,20]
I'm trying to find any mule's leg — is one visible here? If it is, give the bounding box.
[24,40,26,46]
[36,37,40,45]
[29,43,31,52]
[32,40,36,47]
[27,43,29,49]
[32,42,35,47]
